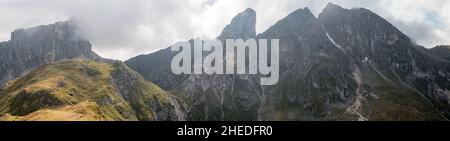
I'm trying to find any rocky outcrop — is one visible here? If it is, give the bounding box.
[0,20,102,85]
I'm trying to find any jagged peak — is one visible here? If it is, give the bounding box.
[287,7,316,20]
[242,8,256,16]
[324,2,344,11]
[217,8,256,39]
[257,7,321,37]
[303,7,312,14]
[319,2,408,38]
[320,2,375,17]
[319,3,346,18]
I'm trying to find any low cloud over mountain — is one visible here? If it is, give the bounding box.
[1,0,449,60]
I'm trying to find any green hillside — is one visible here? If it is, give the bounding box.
[0,59,186,121]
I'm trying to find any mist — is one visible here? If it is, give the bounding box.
[1,0,449,60]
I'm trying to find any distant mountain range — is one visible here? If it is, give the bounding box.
[1,3,450,121]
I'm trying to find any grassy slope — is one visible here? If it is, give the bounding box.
[0,59,175,121]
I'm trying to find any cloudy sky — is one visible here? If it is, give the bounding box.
[1,0,449,60]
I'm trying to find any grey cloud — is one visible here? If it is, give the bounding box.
[386,17,445,47]
[0,0,448,60]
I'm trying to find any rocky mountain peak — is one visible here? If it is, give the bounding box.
[287,7,315,21]
[319,3,410,41]
[126,3,450,121]
[0,20,101,85]
[318,3,413,62]
[264,7,318,33]
[11,20,86,43]
[322,2,345,13]
[217,8,256,39]
[258,7,325,42]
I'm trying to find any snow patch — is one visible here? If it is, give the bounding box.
[326,32,342,49]
[362,57,370,63]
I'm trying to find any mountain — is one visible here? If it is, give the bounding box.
[217,8,257,39]
[127,8,261,120]
[429,45,450,61]
[2,3,447,121]
[257,6,442,120]
[0,59,186,121]
[125,47,187,90]
[126,4,449,120]
[0,20,102,85]
[125,8,257,91]
[318,3,450,119]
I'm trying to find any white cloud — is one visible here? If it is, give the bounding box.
[0,0,449,60]
[376,0,450,47]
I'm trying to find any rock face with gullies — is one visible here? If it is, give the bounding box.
[126,9,260,120]
[0,59,187,121]
[179,8,259,120]
[0,20,102,85]
[127,4,448,121]
[126,8,257,91]
[253,7,441,121]
[319,3,450,119]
